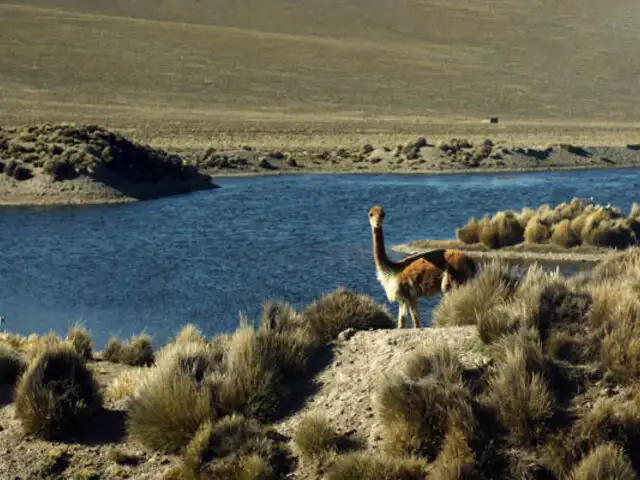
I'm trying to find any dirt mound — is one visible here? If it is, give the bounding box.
[0,123,217,205]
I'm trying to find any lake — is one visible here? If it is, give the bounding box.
[2,168,639,349]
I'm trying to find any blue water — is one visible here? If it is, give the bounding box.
[1,168,639,349]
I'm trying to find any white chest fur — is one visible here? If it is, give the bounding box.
[376,268,399,302]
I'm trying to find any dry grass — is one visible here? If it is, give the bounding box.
[170,324,207,346]
[125,348,215,453]
[105,368,148,401]
[568,443,637,480]
[326,453,428,480]
[14,345,102,440]
[484,339,554,445]
[457,200,640,251]
[302,287,394,343]
[181,414,288,480]
[103,333,155,366]
[65,323,94,360]
[432,259,517,327]
[294,413,341,460]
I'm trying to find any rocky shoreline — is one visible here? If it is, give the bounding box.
[3,123,640,206]
[0,124,217,206]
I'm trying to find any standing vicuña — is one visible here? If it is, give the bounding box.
[368,205,478,328]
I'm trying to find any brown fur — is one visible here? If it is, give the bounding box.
[368,205,478,328]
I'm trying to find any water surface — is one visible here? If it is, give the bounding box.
[2,168,638,348]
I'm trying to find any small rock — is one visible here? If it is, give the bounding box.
[270,151,285,160]
[287,158,298,167]
[335,148,349,158]
[369,157,382,164]
[259,157,275,169]
[362,144,374,155]
[337,328,357,342]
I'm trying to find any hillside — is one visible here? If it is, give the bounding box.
[2,1,640,148]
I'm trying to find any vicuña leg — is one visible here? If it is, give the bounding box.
[397,302,409,329]
[408,299,421,328]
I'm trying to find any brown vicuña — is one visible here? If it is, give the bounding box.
[368,205,477,328]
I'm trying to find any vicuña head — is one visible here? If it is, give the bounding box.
[368,205,385,229]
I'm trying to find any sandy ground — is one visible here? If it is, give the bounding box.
[0,327,482,480]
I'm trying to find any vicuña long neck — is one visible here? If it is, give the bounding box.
[372,226,396,272]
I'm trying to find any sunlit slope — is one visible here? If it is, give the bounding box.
[1,0,640,123]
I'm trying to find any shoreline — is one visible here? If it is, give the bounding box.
[209,161,640,180]
[392,241,611,265]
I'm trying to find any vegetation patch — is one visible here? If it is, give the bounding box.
[456,198,640,250]
[14,345,102,440]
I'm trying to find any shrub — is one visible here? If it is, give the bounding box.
[65,323,93,360]
[302,287,393,343]
[476,300,525,344]
[571,396,640,458]
[14,345,102,440]
[377,373,474,459]
[456,217,480,244]
[485,340,554,445]
[518,207,536,229]
[0,343,26,385]
[126,345,215,453]
[477,216,500,249]
[294,413,341,460]
[170,324,206,345]
[403,343,465,385]
[432,260,517,327]
[106,368,148,401]
[259,300,300,333]
[600,299,640,382]
[492,211,525,247]
[24,331,64,362]
[551,220,581,248]
[524,216,551,244]
[568,443,636,480]
[215,326,283,422]
[103,333,154,366]
[429,426,477,480]
[326,453,427,480]
[181,414,289,480]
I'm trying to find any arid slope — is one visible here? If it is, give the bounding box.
[1,0,640,148]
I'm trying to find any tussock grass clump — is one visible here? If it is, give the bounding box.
[524,215,552,244]
[170,323,206,345]
[429,426,477,480]
[456,217,480,244]
[294,413,341,460]
[106,368,148,401]
[24,331,65,362]
[378,344,475,460]
[599,299,640,382]
[65,323,93,360]
[326,453,427,480]
[126,341,217,453]
[432,260,517,327]
[14,345,102,440]
[302,287,393,343]
[456,199,640,249]
[568,443,637,480]
[0,342,26,385]
[484,339,554,446]
[551,219,581,248]
[103,333,154,366]
[403,343,465,385]
[181,414,289,480]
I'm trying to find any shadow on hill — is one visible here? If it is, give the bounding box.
[87,163,218,201]
[63,407,127,445]
[274,344,335,422]
[0,385,13,407]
